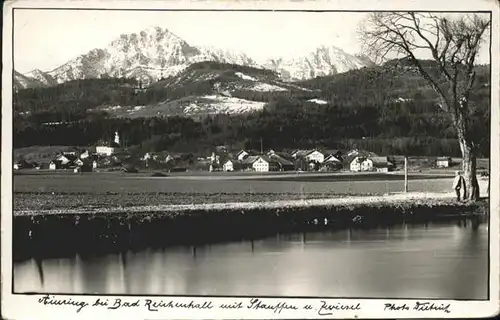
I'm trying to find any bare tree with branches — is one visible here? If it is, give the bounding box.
[359,12,490,201]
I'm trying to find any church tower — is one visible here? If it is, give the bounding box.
[114,131,120,145]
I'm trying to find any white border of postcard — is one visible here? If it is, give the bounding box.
[2,0,499,319]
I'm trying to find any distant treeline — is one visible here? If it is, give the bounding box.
[14,98,490,157]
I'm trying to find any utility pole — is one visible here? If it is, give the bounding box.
[260,137,263,154]
[404,156,408,193]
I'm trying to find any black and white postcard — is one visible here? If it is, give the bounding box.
[2,0,499,319]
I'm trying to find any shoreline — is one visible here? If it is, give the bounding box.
[13,192,488,261]
[14,191,488,216]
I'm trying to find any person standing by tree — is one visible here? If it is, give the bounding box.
[453,170,466,201]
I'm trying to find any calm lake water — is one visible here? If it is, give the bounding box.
[14,219,488,299]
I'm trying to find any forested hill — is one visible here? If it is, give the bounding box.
[298,59,490,107]
[13,60,491,157]
[14,61,316,120]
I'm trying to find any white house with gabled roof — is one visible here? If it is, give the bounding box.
[252,156,279,172]
[305,150,325,163]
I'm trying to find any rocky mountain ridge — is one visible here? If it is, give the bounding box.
[14,26,374,89]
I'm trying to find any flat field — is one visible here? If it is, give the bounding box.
[13,170,489,212]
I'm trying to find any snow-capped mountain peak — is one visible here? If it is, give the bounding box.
[25,68,57,86]
[263,45,371,81]
[198,46,259,67]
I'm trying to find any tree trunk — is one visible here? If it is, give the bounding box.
[458,133,480,201]
[452,97,480,201]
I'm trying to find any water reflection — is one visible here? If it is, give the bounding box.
[14,220,488,299]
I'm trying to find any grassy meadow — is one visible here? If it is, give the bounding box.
[12,170,482,212]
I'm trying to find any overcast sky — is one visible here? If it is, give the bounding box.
[13,9,490,73]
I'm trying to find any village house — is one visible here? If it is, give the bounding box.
[350,156,394,172]
[324,153,342,163]
[49,161,58,170]
[436,157,453,168]
[349,156,368,172]
[73,158,84,167]
[305,150,325,163]
[223,159,243,172]
[236,150,249,161]
[53,153,82,167]
[320,161,343,172]
[242,156,279,172]
[80,150,90,159]
[370,157,394,172]
[268,153,295,171]
[55,153,75,166]
[291,149,326,163]
[48,152,87,170]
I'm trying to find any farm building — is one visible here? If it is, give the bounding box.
[436,157,453,168]
[268,153,295,171]
[371,157,394,172]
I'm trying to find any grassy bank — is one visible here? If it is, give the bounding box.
[13,193,488,262]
